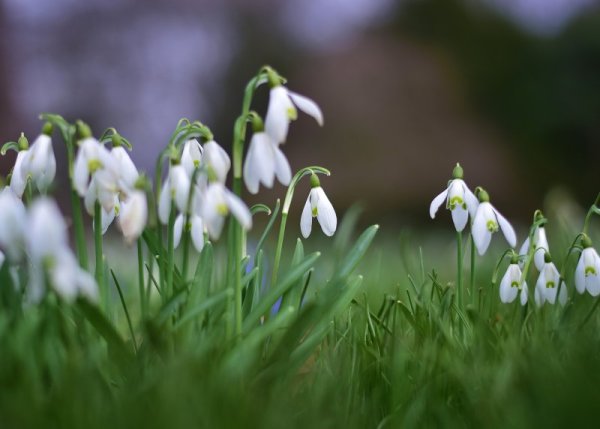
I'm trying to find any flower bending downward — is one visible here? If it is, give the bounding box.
[244,131,291,194]
[471,188,516,255]
[575,236,600,296]
[518,225,549,271]
[535,254,567,306]
[300,174,337,238]
[499,262,528,305]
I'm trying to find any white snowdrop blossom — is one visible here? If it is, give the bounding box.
[0,187,27,261]
[472,196,516,255]
[27,198,98,303]
[430,178,478,232]
[118,190,148,244]
[200,182,252,240]
[9,150,28,197]
[20,134,56,193]
[111,146,139,191]
[535,259,567,306]
[575,243,600,296]
[181,139,203,178]
[301,177,337,238]
[264,85,323,144]
[173,213,205,252]
[73,137,118,197]
[158,164,192,224]
[518,226,549,271]
[499,263,528,305]
[243,131,291,194]
[202,140,231,184]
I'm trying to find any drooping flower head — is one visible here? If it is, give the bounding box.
[535,252,567,306]
[518,210,549,271]
[202,140,231,184]
[200,181,251,240]
[118,189,148,244]
[429,163,479,232]
[0,187,27,261]
[472,187,516,255]
[181,139,203,178]
[158,163,192,225]
[20,123,56,194]
[264,80,323,144]
[575,235,600,296]
[499,254,528,305]
[300,173,337,238]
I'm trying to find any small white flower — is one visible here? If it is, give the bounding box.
[27,197,69,263]
[21,134,56,193]
[48,248,98,303]
[472,201,516,255]
[118,190,147,243]
[535,260,567,306]
[243,131,291,194]
[575,245,600,296]
[430,178,479,232]
[300,182,337,238]
[9,150,28,197]
[111,146,139,192]
[264,85,323,144]
[200,182,252,240]
[202,140,230,184]
[499,263,528,305]
[158,165,192,224]
[518,226,549,271]
[73,137,118,197]
[173,213,205,252]
[0,187,27,261]
[181,139,203,178]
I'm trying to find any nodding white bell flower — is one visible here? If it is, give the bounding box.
[158,164,192,224]
[300,174,337,238]
[471,188,516,255]
[243,131,291,194]
[118,190,148,244]
[499,261,528,305]
[535,254,567,306]
[47,248,98,303]
[518,225,549,271]
[200,182,252,240]
[181,139,203,178]
[173,213,205,252]
[20,133,56,193]
[429,164,478,232]
[202,140,230,184]
[73,137,118,197]
[27,197,69,263]
[111,146,139,191]
[0,187,27,261]
[575,237,600,296]
[10,150,28,197]
[264,85,323,144]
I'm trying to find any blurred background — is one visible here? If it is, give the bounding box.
[1,0,599,230]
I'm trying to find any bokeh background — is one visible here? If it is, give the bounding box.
[1,0,599,229]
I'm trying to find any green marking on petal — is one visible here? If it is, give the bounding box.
[486,220,498,233]
[287,107,298,121]
[312,207,318,217]
[448,196,464,210]
[585,266,597,277]
[546,281,555,289]
[193,160,200,168]
[217,203,228,216]
[511,281,520,288]
[88,159,103,173]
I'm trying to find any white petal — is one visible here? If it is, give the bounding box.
[225,191,252,231]
[73,148,90,196]
[9,151,27,197]
[173,214,184,249]
[171,165,191,213]
[451,206,469,232]
[575,252,586,294]
[535,270,546,307]
[462,182,479,219]
[520,282,529,306]
[100,206,116,235]
[244,133,275,194]
[264,86,293,143]
[181,139,203,178]
[429,188,449,219]
[499,266,517,303]
[76,268,98,303]
[28,198,68,261]
[315,187,337,236]
[158,179,171,225]
[190,215,205,252]
[273,144,292,186]
[112,146,139,191]
[533,228,549,271]
[472,205,492,255]
[558,281,568,305]
[300,194,313,239]
[119,191,147,243]
[288,90,324,126]
[494,207,516,248]
[203,141,231,183]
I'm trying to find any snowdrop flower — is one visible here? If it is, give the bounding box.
[181,139,203,177]
[518,212,549,271]
[118,190,148,244]
[200,182,251,240]
[472,188,516,255]
[158,164,192,224]
[429,163,478,232]
[535,253,567,306]
[47,248,98,303]
[202,140,230,184]
[264,85,323,144]
[111,145,139,191]
[20,132,56,193]
[574,236,600,296]
[499,257,528,305]
[301,174,337,238]
[10,149,28,197]
[244,130,291,194]
[0,187,27,261]
[73,137,118,197]
[173,213,204,252]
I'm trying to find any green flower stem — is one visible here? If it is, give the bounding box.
[137,238,146,319]
[93,202,105,311]
[470,234,476,306]
[166,202,176,300]
[456,231,463,312]
[67,132,88,270]
[582,193,600,235]
[271,167,331,289]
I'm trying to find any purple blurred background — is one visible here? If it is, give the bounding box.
[1,0,599,226]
